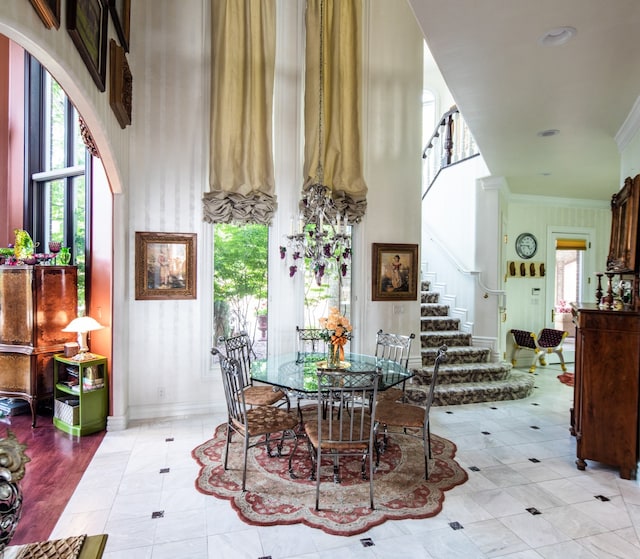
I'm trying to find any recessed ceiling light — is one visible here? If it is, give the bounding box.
[537,129,560,138]
[539,26,577,47]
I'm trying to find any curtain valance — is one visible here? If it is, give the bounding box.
[203,0,277,225]
[303,0,368,223]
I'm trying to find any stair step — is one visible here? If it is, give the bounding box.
[421,292,440,304]
[421,345,491,366]
[418,275,531,406]
[412,362,512,385]
[421,331,471,348]
[406,371,536,406]
[421,303,449,317]
[421,316,460,331]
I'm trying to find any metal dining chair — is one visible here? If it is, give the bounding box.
[296,326,328,354]
[374,345,447,480]
[374,329,415,404]
[218,331,290,411]
[304,368,380,510]
[212,348,299,491]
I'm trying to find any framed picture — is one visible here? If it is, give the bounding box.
[372,243,419,301]
[67,0,109,92]
[29,0,60,29]
[109,0,131,52]
[109,39,132,128]
[135,232,197,300]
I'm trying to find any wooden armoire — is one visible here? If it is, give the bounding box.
[0,265,77,426]
[571,174,640,479]
[571,304,640,479]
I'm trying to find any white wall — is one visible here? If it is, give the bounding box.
[421,156,491,334]
[357,0,423,363]
[502,196,610,349]
[0,0,426,423]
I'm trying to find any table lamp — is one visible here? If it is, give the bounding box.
[62,316,104,361]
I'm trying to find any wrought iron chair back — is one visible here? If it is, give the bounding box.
[219,331,255,387]
[374,329,415,368]
[306,369,380,510]
[296,326,328,354]
[218,331,290,410]
[374,329,415,403]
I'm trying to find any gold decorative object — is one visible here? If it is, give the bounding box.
[79,117,100,158]
[0,431,29,483]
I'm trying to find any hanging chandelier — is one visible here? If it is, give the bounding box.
[280,183,351,285]
[280,0,351,286]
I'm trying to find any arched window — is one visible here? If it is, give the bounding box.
[24,55,90,312]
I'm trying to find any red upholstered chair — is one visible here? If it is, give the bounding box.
[508,328,568,373]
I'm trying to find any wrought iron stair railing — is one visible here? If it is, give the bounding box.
[422,105,480,197]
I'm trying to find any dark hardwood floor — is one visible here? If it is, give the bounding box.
[1,406,104,545]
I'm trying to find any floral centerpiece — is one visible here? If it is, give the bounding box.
[318,307,352,367]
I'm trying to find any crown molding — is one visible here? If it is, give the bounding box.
[508,193,609,209]
[616,95,640,153]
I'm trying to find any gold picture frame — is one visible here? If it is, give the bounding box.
[607,174,640,273]
[135,232,197,300]
[29,0,60,29]
[372,243,419,301]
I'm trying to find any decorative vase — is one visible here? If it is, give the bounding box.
[0,474,22,551]
[327,342,341,368]
[13,229,34,261]
[58,247,71,266]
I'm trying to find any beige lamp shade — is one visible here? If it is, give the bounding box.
[62,316,104,360]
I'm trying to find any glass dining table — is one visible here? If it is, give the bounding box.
[250,352,413,396]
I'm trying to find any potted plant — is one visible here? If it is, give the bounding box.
[256,304,268,340]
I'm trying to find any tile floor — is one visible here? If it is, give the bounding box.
[50,364,640,558]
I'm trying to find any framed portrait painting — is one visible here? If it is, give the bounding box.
[67,0,109,91]
[372,243,419,301]
[135,232,197,300]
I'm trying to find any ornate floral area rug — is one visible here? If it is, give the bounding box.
[192,424,468,536]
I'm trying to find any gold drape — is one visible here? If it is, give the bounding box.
[303,0,368,222]
[203,0,277,225]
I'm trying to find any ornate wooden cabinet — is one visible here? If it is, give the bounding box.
[572,303,640,479]
[0,266,77,426]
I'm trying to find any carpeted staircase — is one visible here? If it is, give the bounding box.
[406,280,535,406]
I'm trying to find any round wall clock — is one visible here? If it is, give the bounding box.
[515,232,538,259]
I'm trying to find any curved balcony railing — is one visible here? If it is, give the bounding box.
[422,105,480,197]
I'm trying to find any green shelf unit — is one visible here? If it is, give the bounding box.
[53,354,108,436]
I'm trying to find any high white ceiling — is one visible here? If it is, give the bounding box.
[408,0,640,201]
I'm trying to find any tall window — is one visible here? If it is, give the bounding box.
[24,56,90,312]
[302,225,352,328]
[213,224,269,357]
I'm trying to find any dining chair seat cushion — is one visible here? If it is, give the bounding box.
[242,385,288,407]
[375,401,424,429]
[304,417,373,452]
[376,387,404,404]
[232,406,299,437]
